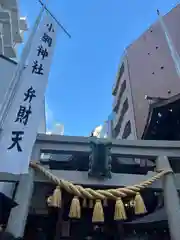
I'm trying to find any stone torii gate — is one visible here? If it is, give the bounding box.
[3,133,180,240]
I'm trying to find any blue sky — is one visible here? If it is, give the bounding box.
[19,0,178,136]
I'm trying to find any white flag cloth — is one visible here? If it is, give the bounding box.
[0,11,57,174]
[158,10,180,78]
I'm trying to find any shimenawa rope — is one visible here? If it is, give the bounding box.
[30,161,172,223]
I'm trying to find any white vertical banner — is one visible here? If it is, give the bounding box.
[0,11,58,174]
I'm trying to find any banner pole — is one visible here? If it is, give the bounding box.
[38,0,71,38]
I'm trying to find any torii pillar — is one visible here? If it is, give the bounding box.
[156,155,180,240]
[5,145,40,239]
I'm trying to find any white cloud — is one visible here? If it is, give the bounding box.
[45,101,64,135]
[46,131,52,135]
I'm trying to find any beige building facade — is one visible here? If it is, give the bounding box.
[112,4,180,139]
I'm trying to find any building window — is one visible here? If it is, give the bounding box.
[114,80,127,112]
[119,63,125,80]
[122,120,131,139]
[114,98,129,138]
[113,63,125,95]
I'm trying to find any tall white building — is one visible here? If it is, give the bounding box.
[0,0,46,134]
[0,0,28,58]
[0,0,28,107]
[0,0,46,200]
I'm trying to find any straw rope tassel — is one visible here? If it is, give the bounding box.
[92,200,104,223]
[114,198,127,221]
[51,186,61,208]
[47,196,53,207]
[134,193,147,214]
[69,196,81,219]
